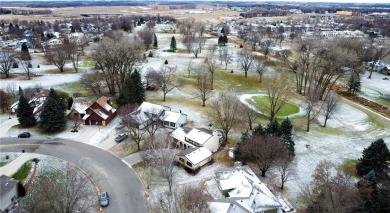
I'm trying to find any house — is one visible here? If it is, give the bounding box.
[0,175,19,213]
[207,166,295,213]
[10,89,50,116]
[171,127,222,152]
[67,101,93,120]
[174,147,212,171]
[128,102,171,129]
[82,96,117,126]
[161,110,187,129]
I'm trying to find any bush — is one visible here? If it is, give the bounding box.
[37,64,40,68]
[164,60,168,64]
[148,51,153,57]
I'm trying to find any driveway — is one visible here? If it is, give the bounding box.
[0,137,148,213]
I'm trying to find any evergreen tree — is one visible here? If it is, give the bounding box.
[357,170,380,212]
[266,119,281,136]
[223,34,228,45]
[280,117,295,155]
[164,59,168,64]
[38,89,66,132]
[170,36,176,51]
[218,35,223,46]
[347,72,361,94]
[252,123,266,136]
[18,86,24,96]
[153,33,158,48]
[67,97,73,110]
[221,27,225,35]
[16,95,36,127]
[129,69,145,104]
[21,43,31,60]
[356,139,390,176]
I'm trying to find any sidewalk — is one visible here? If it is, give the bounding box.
[0,153,39,176]
[0,117,19,137]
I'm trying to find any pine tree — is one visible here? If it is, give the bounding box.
[16,95,36,127]
[153,33,158,48]
[223,34,228,45]
[18,86,24,96]
[218,35,223,46]
[266,119,281,136]
[221,27,225,35]
[347,72,361,94]
[252,123,266,135]
[357,170,381,212]
[38,89,66,132]
[281,117,295,155]
[21,43,31,60]
[170,36,176,51]
[356,139,390,176]
[67,97,73,110]
[129,69,145,104]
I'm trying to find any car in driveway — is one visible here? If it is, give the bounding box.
[115,133,128,143]
[18,132,31,138]
[100,191,109,207]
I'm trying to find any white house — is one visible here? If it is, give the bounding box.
[161,111,187,129]
[207,166,295,213]
[10,89,49,116]
[174,147,212,171]
[171,127,222,153]
[128,102,171,129]
[0,175,19,213]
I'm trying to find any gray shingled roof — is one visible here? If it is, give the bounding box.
[0,175,18,198]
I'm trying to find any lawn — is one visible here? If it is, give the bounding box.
[247,95,300,118]
[12,161,32,183]
[45,67,76,74]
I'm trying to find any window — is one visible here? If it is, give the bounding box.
[164,121,169,126]
[74,112,79,117]
[186,161,192,167]
[179,157,184,162]
[170,122,175,127]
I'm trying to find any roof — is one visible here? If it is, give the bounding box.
[72,102,92,114]
[0,175,18,197]
[163,111,186,123]
[139,102,169,115]
[185,128,213,145]
[171,127,192,142]
[209,166,284,213]
[180,147,212,165]
[96,96,113,112]
[32,89,49,100]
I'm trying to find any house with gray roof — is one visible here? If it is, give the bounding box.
[0,175,20,213]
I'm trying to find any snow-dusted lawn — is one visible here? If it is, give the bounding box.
[361,71,390,95]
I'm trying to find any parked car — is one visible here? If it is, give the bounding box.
[100,191,109,207]
[115,133,128,143]
[18,132,31,138]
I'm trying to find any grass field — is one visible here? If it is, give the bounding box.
[12,161,32,183]
[247,95,300,118]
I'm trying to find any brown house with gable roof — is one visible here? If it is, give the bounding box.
[82,96,117,126]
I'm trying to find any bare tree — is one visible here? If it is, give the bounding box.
[152,185,211,213]
[253,60,267,83]
[206,91,241,146]
[240,134,285,177]
[184,60,194,78]
[155,66,184,101]
[63,40,81,72]
[276,152,295,190]
[299,160,361,213]
[120,104,146,151]
[237,49,254,77]
[80,71,104,98]
[45,45,68,72]
[367,45,390,79]
[321,91,340,127]
[21,164,97,213]
[5,83,17,99]
[138,28,155,50]
[195,66,213,107]
[260,40,273,58]
[263,74,291,122]
[0,49,15,78]
[240,103,259,131]
[206,56,218,90]
[0,90,11,113]
[18,54,33,80]
[220,47,234,70]
[305,84,322,132]
[248,30,262,51]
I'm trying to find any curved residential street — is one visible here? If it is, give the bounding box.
[0,137,148,213]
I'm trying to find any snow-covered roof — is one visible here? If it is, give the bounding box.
[139,102,169,115]
[96,96,113,112]
[95,109,109,120]
[209,166,284,213]
[182,147,212,165]
[72,102,91,114]
[185,128,213,145]
[208,202,230,213]
[171,127,188,142]
[163,111,185,123]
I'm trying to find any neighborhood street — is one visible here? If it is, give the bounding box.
[0,137,148,213]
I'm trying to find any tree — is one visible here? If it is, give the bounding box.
[240,104,259,131]
[80,71,104,98]
[121,104,147,151]
[170,36,177,51]
[237,50,254,77]
[21,164,97,213]
[357,170,380,212]
[304,84,322,132]
[263,74,291,122]
[138,28,154,50]
[356,139,390,176]
[347,71,361,94]
[195,66,213,107]
[367,45,390,79]
[280,117,295,155]
[0,90,11,113]
[63,40,80,72]
[0,49,14,78]
[205,57,218,90]
[38,88,66,132]
[117,69,145,106]
[253,60,267,83]
[67,97,73,110]
[321,91,339,127]
[153,33,158,48]
[240,134,285,177]
[206,91,241,146]
[220,47,234,70]
[300,160,361,213]
[19,46,33,79]
[45,45,68,72]
[16,95,36,127]
[155,66,184,101]
[92,36,144,96]
[276,152,294,190]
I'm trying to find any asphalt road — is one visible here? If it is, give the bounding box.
[0,137,148,213]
